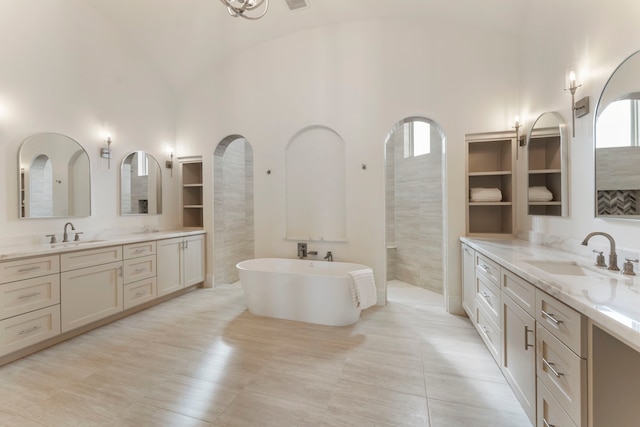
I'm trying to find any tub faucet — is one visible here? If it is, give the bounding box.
[62,222,76,243]
[297,242,307,259]
[581,232,619,271]
[324,251,333,262]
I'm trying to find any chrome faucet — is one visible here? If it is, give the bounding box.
[581,232,619,271]
[324,251,333,262]
[62,222,75,243]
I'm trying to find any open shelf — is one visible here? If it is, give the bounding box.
[466,131,517,236]
[180,157,203,229]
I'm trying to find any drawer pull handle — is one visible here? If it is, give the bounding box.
[541,309,563,325]
[134,268,145,274]
[134,291,146,297]
[118,266,123,278]
[543,419,556,427]
[524,326,534,350]
[478,264,491,274]
[133,249,145,254]
[542,357,564,377]
[18,266,41,273]
[19,325,41,335]
[18,292,42,300]
[481,291,491,300]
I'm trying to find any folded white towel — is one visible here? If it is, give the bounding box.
[470,187,502,202]
[528,186,553,202]
[347,268,377,310]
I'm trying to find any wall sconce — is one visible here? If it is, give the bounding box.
[166,152,174,177]
[565,71,589,137]
[100,134,112,169]
[514,115,523,145]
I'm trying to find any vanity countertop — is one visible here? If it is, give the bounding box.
[461,237,640,353]
[0,229,205,261]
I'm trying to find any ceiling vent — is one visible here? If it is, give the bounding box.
[284,0,309,12]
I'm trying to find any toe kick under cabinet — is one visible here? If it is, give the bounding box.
[461,242,587,427]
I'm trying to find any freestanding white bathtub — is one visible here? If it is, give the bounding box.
[236,258,371,326]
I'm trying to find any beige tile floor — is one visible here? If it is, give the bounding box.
[0,280,530,426]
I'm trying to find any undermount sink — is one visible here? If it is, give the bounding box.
[524,260,605,277]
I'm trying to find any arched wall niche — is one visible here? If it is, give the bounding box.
[213,134,255,285]
[285,125,346,241]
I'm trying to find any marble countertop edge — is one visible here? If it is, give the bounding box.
[0,229,206,260]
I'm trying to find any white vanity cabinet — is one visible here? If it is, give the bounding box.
[122,241,157,310]
[60,246,123,333]
[460,240,588,427]
[501,269,536,425]
[0,231,206,366]
[461,243,476,323]
[0,255,61,357]
[474,253,502,364]
[157,234,205,297]
[536,292,587,427]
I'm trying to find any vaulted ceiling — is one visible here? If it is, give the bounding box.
[83,0,526,92]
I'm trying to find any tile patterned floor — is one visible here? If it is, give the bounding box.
[0,280,530,426]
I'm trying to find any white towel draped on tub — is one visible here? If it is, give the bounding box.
[347,268,377,310]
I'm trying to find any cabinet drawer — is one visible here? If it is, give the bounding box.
[61,246,122,272]
[123,255,156,285]
[537,379,578,427]
[0,255,60,284]
[502,269,535,316]
[537,326,587,426]
[0,274,60,320]
[124,277,157,310]
[123,241,156,259]
[476,275,500,325]
[536,291,586,356]
[476,253,500,287]
[0,305,60,357]
[476,303,501,364]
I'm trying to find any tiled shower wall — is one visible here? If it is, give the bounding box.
[386,123,444,293]
[214,138,254,285]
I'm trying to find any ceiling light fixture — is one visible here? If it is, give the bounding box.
[220,0,269,20]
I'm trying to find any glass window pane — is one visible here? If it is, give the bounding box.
[403,122,411,158]
[413,121,431,156]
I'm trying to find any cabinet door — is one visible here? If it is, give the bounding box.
[61,261,123,333]
[156,237,183,297]
[502,294,536,425]
[461,244,476,323]
[183,234,205,287]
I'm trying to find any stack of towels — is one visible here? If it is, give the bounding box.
[470,187,503,202]
[529,186,554,202]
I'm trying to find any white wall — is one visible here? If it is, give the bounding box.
[178,19,520,308]
[0,0,179,243]
[518,0,640,255]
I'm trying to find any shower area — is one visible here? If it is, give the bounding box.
[213,135,255,285]
[385,117,446,294]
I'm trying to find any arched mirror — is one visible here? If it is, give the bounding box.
[526,112,569,216]
[18,133,91,218]
[595,50,640,218]
[120,151,162,215]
